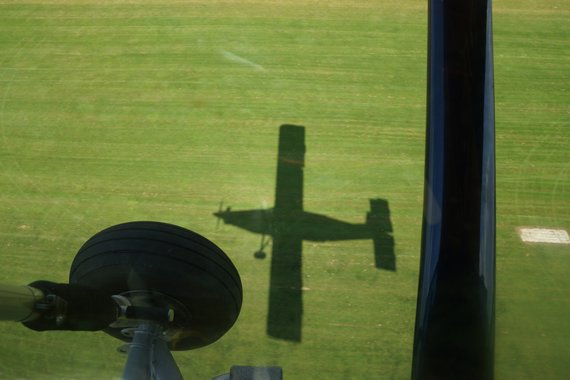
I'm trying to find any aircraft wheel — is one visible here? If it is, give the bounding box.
[69,221,242,350]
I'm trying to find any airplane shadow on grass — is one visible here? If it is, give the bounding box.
[214,124,395,342]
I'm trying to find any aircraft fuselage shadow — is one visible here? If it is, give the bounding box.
[214,124,395,342]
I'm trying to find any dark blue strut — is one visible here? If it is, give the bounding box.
[412,0,496,379]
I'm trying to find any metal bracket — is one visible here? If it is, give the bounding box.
[120,323,183,380]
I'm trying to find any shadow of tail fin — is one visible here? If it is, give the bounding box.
[368,199,396,271]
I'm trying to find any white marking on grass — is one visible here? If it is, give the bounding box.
[518,228,570,244]
[221,50,265,71]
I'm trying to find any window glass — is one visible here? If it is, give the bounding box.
[0,0,567,379]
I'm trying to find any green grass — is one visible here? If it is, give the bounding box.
[0,0,569,379]
[493,2,570,378]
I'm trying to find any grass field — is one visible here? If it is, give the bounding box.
[0,0,569,379]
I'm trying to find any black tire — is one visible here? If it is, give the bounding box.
[69,221,242,350]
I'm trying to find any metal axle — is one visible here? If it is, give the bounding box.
[0,283,44,322]
[121,323,183,380]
